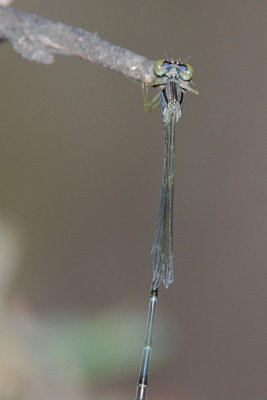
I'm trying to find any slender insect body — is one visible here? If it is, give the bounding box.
[136,59,198,400]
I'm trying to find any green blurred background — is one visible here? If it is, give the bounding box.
[0,0,266,399]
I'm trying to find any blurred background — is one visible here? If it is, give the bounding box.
[0,0,266,399]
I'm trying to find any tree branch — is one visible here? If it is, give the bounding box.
[0,5,155,84]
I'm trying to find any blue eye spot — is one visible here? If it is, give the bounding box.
[162,61,171,67]
[179,64,187,71]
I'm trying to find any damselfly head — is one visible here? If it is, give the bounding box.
[154,59,193,79]
[153,59,199,95]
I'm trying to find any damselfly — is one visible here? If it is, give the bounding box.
[135,59,198,400]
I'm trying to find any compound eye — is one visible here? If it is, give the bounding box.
[179,63,194,81]
[154,59,168,76]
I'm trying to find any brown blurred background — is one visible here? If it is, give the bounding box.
[0,0,266,399]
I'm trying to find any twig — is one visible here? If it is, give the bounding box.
[0,5,155,83]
